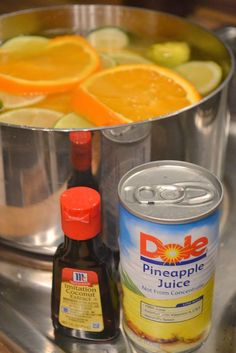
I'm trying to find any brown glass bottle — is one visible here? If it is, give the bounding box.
[51,186,120,341]
[67,131,98,190]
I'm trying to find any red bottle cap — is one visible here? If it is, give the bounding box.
[69,131,92,171]
[60,187,101,240]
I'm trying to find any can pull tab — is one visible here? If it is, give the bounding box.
[134,182,215,205]
[175,182,215,205]
[134,185,185,204]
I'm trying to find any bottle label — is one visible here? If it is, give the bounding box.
[59,268,104,332]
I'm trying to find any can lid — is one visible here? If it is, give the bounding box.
[118,161,223,224]
[60,187,101,240]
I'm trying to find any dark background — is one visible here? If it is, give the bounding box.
[0,1,235,29]
[0,0,196,16]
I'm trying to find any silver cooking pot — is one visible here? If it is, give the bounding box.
[0,5,233,254]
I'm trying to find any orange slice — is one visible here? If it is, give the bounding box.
[72,64,201,127]
[0,35,101,94]
[34,91,73,114]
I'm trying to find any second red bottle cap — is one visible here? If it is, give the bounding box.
[60,187,101,240]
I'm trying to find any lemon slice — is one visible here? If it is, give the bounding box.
[0,92,45,110]
[0,108,63,128]
[108,50,152,65]
[1,35,49,54]
[87,27,129,52]
[175,61,222,96]
[54,113,94,128]
[100,53,117,69]
[146,41,190,67]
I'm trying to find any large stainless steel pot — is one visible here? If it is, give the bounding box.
[0,5,233,254]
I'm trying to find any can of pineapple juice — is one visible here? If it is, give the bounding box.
[118,161,223,353]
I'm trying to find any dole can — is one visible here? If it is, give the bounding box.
[118,161,223,353]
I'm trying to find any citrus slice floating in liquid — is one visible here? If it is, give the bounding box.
[146,41,190,68]
[0,91,45,110]
[175,60,222,96]
[100,53,117,69]
[72,64,201,126]
[0,35,101,94]
[54,113,95,129]
[107,50,152,65]
[87,27,129,52]
[0,108,63,128]
[34,91,73,114]
[1,35,49,52]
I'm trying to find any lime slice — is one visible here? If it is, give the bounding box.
[0,92,45,110]
[108,50,152,65]
[100,53,117,69]
[54,113,94,128]
[146,41,190,67]
[0,108,63,128]
[1,35,49,54]
[175,61,222,95]
[87,27,129,52]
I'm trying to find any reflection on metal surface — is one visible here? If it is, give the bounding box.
[54,331,131,353]
[0,117,236,352]
[215,26,236,115]
[0,298,64,353]
[100,124,151,251]
[2,109,236,352]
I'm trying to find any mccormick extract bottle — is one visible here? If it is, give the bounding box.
[68,131,98,190]
[51,186,120,340]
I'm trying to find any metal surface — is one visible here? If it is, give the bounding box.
[0,116,236,352]
[215,26,236,115]
[118,160,223,223]
[0,5,233,254]
[100,125,151,249]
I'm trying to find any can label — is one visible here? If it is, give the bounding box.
[59,268,104,332]
[119,206,220,347]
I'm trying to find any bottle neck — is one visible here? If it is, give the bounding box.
[71,147,92,172]
[68,164,98,190]
[73,162,92,173]
[64,233,102,258]
[73,167,92,176]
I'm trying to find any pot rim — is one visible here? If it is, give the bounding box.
[0,3,234,132]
